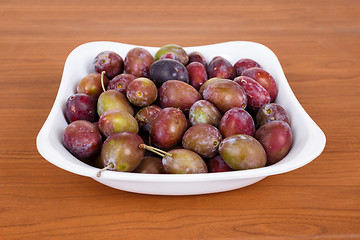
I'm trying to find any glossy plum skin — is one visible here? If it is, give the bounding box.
[188,51,207,69]
[159,52,181,62]
[126,77,158,107]
[182,124,222,158]
[150,59,189,87]
[107,73,136,94]
[234,58,262,76]
[256,103,291,128]
[202,79,247,113]
[100,132,145,172]
[189,100,222,127]
[133,156,164,174]
[149,107,188,150]
[93,51,124,79]
[77,73,109,99]
[219,108,255,138]
[159,80,202,111]
[242,67,278,102]
[124,47,154,78]
[254,120,292,165]
[98,109,139,138]
[162,149,208,174]
[219,134,267,170]
[234,76,271,110]
[64,93,98,123]
[154,44,189,65]
[207,57,236,80]
[63,120,102,159]
[208,56,223,66]
[207,155,232,173]
[198,78,225,95]
[186,62,208,90]
[97,90,134,117]
[135,105,162,133]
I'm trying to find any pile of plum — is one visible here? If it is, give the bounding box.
[63,44,292,176]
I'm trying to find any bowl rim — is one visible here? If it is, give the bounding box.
[36,40,326,183]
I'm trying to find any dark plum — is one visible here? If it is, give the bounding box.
[189,100,221,127]
[64,93,97,123]
[107,73,136,94]
[63,120,102,159]
[133,156,164,174]
[256,103,291,128]
[126,77,158,107]
[186,62,208,90]
[242,67,278,102]
[93,51,124,79]
[202,79,247,113]
[159,52,181,62]
[159,80,202,111]
[254,120,292,165]
[182,124,222,158]
[234,58,262,76]
[149,107,188,150]
[219,108,255,138]
[154,44,189,65]
[162,149,208,174]
[77,73,109,99]
[188,51,207,69]
[135,105,162,133]
[207,155,232,173]
[234,76,271,110]
[219,135,267,170]
[124,47,154,78]
[98,132,144,175]
[98,109,139,138]
[97,90,134,117]
[207,57,235,80]
[149,59,189,87]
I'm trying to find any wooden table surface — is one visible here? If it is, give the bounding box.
[0,0,359,239]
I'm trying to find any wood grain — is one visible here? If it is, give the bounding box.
[0,0,359,239]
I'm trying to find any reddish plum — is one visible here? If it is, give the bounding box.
[94,51,124,79]
[207,155,232,173]
[219,108,255,138]
[202,79,247,113]
[107,73,136,94]
[234,76,270,110]
[255,120,292,165]
[256,103,291,128]
[234,58,262,76]
[219,135,267,170]
[77,73,109,99]
[63,120,102,159]
[207,57,235,80]
[124,47,154,78]
[182,124,222,158]
[186,62,208,90]
[64,93,97,123]
[159,80,202,111]
[242,67,278,102]
[126,77,158,107]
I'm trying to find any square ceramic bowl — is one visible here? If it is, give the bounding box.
[36,41,326,195]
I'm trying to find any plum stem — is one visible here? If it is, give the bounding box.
[139,144,172,157]
[96,162,114,177]
[101,71,106,92]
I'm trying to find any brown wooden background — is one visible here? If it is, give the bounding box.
[0,0,359,239]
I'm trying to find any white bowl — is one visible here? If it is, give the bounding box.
[36,41,326,195]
